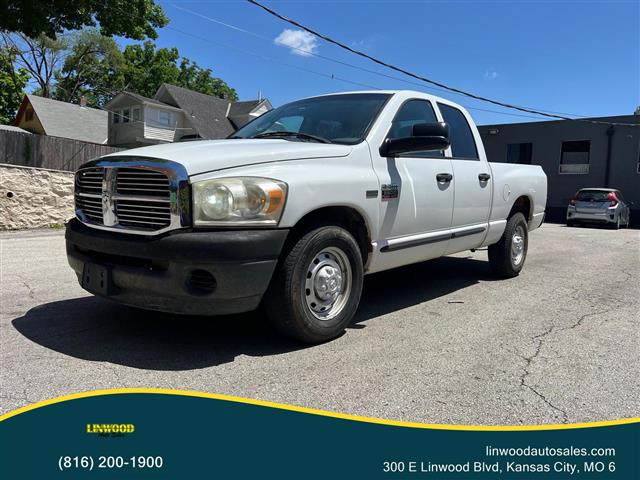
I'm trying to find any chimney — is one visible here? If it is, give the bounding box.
[79,96,87,108]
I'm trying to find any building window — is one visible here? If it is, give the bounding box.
[122,108,130,123]
[559,140,590,174]
[506,143,532,164]
[158,110,173,126]
[25,108,34,122]
[132,107,141,122]
[113,111,119,124]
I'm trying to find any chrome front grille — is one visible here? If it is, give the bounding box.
[116,168,171,197]
[75,168,104,223]
[74,158,189,235]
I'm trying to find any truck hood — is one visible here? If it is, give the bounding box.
[103,139,352,175]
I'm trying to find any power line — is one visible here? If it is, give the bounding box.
[172,3,594,119]
[166,26,550,121]
[247,0,639,127]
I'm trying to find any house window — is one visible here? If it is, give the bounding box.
[158,110,173,126]
[132,107,141,122]
[122,108,130,123]
[113,111,119,123]
[25,108,34,122]
[559,140,590,174]
[506,143,532,164]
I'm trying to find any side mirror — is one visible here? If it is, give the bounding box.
[379,122,450,157]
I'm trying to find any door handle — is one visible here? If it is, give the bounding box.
[436,173,453,183]
[478,173,491,181]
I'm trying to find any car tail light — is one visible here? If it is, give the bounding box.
[569,192,578,206]
[608,192,618,207]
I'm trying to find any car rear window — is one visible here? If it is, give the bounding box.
[576,191,611,202]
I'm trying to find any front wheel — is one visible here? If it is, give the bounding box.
[264,225,364,343]
[488,213,529,278]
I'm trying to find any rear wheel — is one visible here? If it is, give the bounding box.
[264,225,364,343]
[488,213,528,278]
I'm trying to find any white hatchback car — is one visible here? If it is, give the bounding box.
[566,188,631,229]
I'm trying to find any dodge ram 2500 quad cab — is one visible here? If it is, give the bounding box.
[66,90,547,343]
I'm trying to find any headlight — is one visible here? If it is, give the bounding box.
[192,177,287,226]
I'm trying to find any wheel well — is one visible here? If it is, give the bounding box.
[286,206,371,265]
[508,195,532,221]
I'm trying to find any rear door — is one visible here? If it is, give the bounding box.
[437,103,492,254]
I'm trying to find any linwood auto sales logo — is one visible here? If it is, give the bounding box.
[86,423,135,437]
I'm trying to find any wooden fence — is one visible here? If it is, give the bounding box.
[0,130,122,172]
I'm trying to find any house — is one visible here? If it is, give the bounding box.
[14,94,108,144]
[478,113,640,226]
[105,84,271,147]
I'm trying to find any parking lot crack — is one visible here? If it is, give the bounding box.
[518,325,569,423]
[517,307,619,423]
[15,276,36,300]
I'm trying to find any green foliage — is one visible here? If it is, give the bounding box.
[0,48,29,124]
[53,30,125,107]
[0,1,168,40]
[122,41,238,101]
[178,58,238,101]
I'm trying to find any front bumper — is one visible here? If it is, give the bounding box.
[66,218,289,315]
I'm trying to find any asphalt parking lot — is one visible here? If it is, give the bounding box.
[1,223,638,425]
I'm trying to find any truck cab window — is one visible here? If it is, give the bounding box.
[387,99,444,158]
[438,103,479,160]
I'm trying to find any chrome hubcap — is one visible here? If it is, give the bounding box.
[304,247,352,320]
[511,225,525,266]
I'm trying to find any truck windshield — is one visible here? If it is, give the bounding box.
[230,93,391,145]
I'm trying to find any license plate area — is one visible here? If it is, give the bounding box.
[81,263,112,295]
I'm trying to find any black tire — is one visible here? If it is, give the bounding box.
[566,220,574,227]
[488,212,528,278]
[264,225,364,343]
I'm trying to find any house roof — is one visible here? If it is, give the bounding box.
[0,124,32,134]
[228,100,263,116]
[156,83,236,139]
[104,91,183,112]
[20,94,108,144]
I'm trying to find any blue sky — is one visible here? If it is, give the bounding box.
[149,0,639,125]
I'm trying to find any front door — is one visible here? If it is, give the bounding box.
[370,99,454,272]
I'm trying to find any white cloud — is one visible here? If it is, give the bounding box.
[274,29,318,56]
[484,69,499,80]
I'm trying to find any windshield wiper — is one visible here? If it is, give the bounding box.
[252,131,331,144]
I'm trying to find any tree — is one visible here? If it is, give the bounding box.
[178,58,238,101]
[53,30,125,107]
[0,32,67,98]
[0,1,168,40]
[122,41,238,101]
[0,33,238,110]
[0,47,29,124]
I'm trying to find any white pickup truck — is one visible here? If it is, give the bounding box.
[66,90,547,343]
